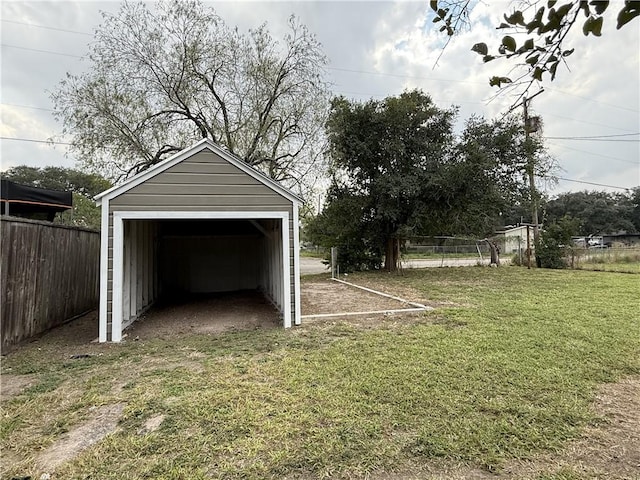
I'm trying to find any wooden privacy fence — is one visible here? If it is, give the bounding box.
[1,216,100,351]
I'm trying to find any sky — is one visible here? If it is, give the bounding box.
[1,0,639,199]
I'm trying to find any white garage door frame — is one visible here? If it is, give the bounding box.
[104,209,297,342]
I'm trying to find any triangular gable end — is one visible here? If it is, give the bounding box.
[95,138,302,205]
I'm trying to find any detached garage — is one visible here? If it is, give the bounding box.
[96,139,302,342]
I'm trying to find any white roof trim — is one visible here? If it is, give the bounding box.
[95,138,302,205]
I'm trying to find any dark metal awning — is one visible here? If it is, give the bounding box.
[1,179,73,219]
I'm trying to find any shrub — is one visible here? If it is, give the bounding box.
[535,217,579,269]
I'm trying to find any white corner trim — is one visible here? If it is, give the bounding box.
[281,210,292,328]
[98,200,109,342]
[112,215,124,342]
[293,203,301,326]
[109,209,295,341]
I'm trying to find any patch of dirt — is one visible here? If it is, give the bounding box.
[3,310,99,354]
[0,374,36,400]
[4,281,433,353]
[301,279,415,316]
[503,375,640,479]
[127,291,281,340]
[344,276,462,309]
[137,414,165,435]
[37,403,125,472]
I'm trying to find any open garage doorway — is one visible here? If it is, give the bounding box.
[118,217,287,339]
[109,211,293,342]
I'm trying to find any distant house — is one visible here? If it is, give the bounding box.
[601,232,640,247]
[0,179,72,221]
[573,232,640,248]
[495,225,534,254]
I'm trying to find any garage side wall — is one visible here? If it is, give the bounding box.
[104,149,296,340]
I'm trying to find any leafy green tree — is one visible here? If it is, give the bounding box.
[448,114,553,235]
[630,187,640,233]
[430,1,639,100]
[317,90,456,271]
[2,166,111,198]
[306,187,383,271]
[2,166,111,229]
[52,0,329,192]
[536,215,580,269]
[543,190,638,235]
[308,91,545,271]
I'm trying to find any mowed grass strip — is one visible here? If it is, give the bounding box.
[1,268,639,479]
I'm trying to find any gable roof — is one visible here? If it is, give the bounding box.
[95,138,303,205]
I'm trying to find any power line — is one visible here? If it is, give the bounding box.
[2,103,54,112]
[1,17,638,118]
[1,19,94,36]
[546,141,638,165]
[543,175,635,190]
[545,133,640,139]
[545,87,640,114]
[2,139,633,190]
[540,111,636,134]
[327,66,486,86]
[0,44,83,58]
[0,136,71,146]
[545,138,640,142]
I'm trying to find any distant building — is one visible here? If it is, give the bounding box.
[572,233,640,248]
[495,225,533,254]
[601,232,640,247]
[0,179,72,221]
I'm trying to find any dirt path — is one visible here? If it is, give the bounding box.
[301,279,415,316]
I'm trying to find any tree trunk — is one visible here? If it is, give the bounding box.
[485,239,500,266]
[384,237,400,272]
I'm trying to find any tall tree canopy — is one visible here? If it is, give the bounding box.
[322,91,456,271]
[307,90,544,271]
[430,1,640,100]
[543,189,640,235]
[446,114,552,234]
[52,0,330,190]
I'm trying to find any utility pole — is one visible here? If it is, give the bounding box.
[522,90,544,244]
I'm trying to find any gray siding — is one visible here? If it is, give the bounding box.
[110,151,290,209]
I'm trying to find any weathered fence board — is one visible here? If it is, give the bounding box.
[1,217,99,351]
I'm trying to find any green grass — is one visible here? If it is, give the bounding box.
[300,249,326,258]
[574,247,640,273]
[1,268,639,479]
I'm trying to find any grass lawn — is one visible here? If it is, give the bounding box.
[574,247,640,274]
[1,268,639,479]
